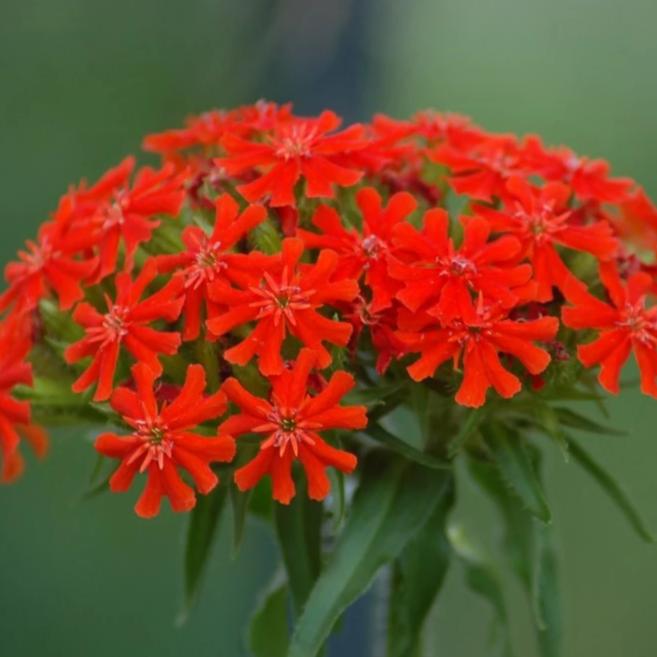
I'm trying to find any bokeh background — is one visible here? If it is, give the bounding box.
[2,1,657,655]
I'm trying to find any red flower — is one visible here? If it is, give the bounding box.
[220,349,365,504]
[298,187,417,312]
[562,261,657,397]
[143,110,239,157]
[143,102,294,159]
[0,315,48,482]
[390,210,532,322]
[215,110,367,207]
[0,220,97,314]
[413,110,482,148]
[477,176,619,301]
[614,188,657,254]
[344,298,406,374]
[64,260,184,401]
[156,194,267,340]
[400,297,558,407]
[431,133,526,202]
[78,157,186,278]
[95,363,235,518]
[207,238,358,375]
[1,424,48,484]
[522,135,633,204]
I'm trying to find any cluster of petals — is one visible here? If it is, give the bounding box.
[220,348,365,504]
[96,363,234,517]
[0,315,47,482]
[2,100,657,514]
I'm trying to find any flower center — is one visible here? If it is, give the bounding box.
[436,255,477,278]
[127,417,174,472]
[361,234,385,259]
[186,241,227,289]
[566,155,581,173]
[22,238,55,273]
[274,125,317,160]
[280,415,297,432]
[103,305,129,335]
[249,271,313,326]
[517,203,566,244]
[618,303,657,344]
[481,149,515,175]
[88,304,130,347]
[261,407,315,456]
[102,192,128,230]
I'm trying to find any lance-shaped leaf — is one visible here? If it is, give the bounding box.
[327,468,346,532]
[387,478,454,657]
[274,477,323,615]
[249,572,290,657]
[532,402,570,461]
[230,483,252,558]
[287,454,451,657]
[554,408,624,436]
[468,456,561,657]
[532,521,560,657]
[485,424,551,523]
[179,483,228,623]
[448,524,516,657]
[447,407,486,457]
[568,438,654,543]
[363,422,449,470]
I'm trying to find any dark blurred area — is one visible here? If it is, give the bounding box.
[2,1,657,656]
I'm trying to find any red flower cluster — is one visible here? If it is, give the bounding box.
[2,101,656,518]
[0,315,47,482]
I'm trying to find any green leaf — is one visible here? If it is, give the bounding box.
[274,478,322,615]
[363,423,450,470]
[327,468,346,532]
[532,522,561,657]
[568,438,654,542]
[447,407,486,457]
[178,484,228,624]
[80,470,111,502]
[363,385,408,424]
[250,478,274,521]
[532,403,570,461]
[553,407,624,436]
[539,385,605,403]
[229,483,252,558]
[388,479,454,657]
[468,457,561,657]
[287,455,451,657]
[448,524,516,657]
[87,453,106,484]
[250,217,282,254]
[249,573,290,657]
[195,339,220,392]
[486,424,552,523]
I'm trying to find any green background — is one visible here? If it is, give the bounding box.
[2,1,657,655]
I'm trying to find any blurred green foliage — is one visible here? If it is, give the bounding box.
[1,1,657,656]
